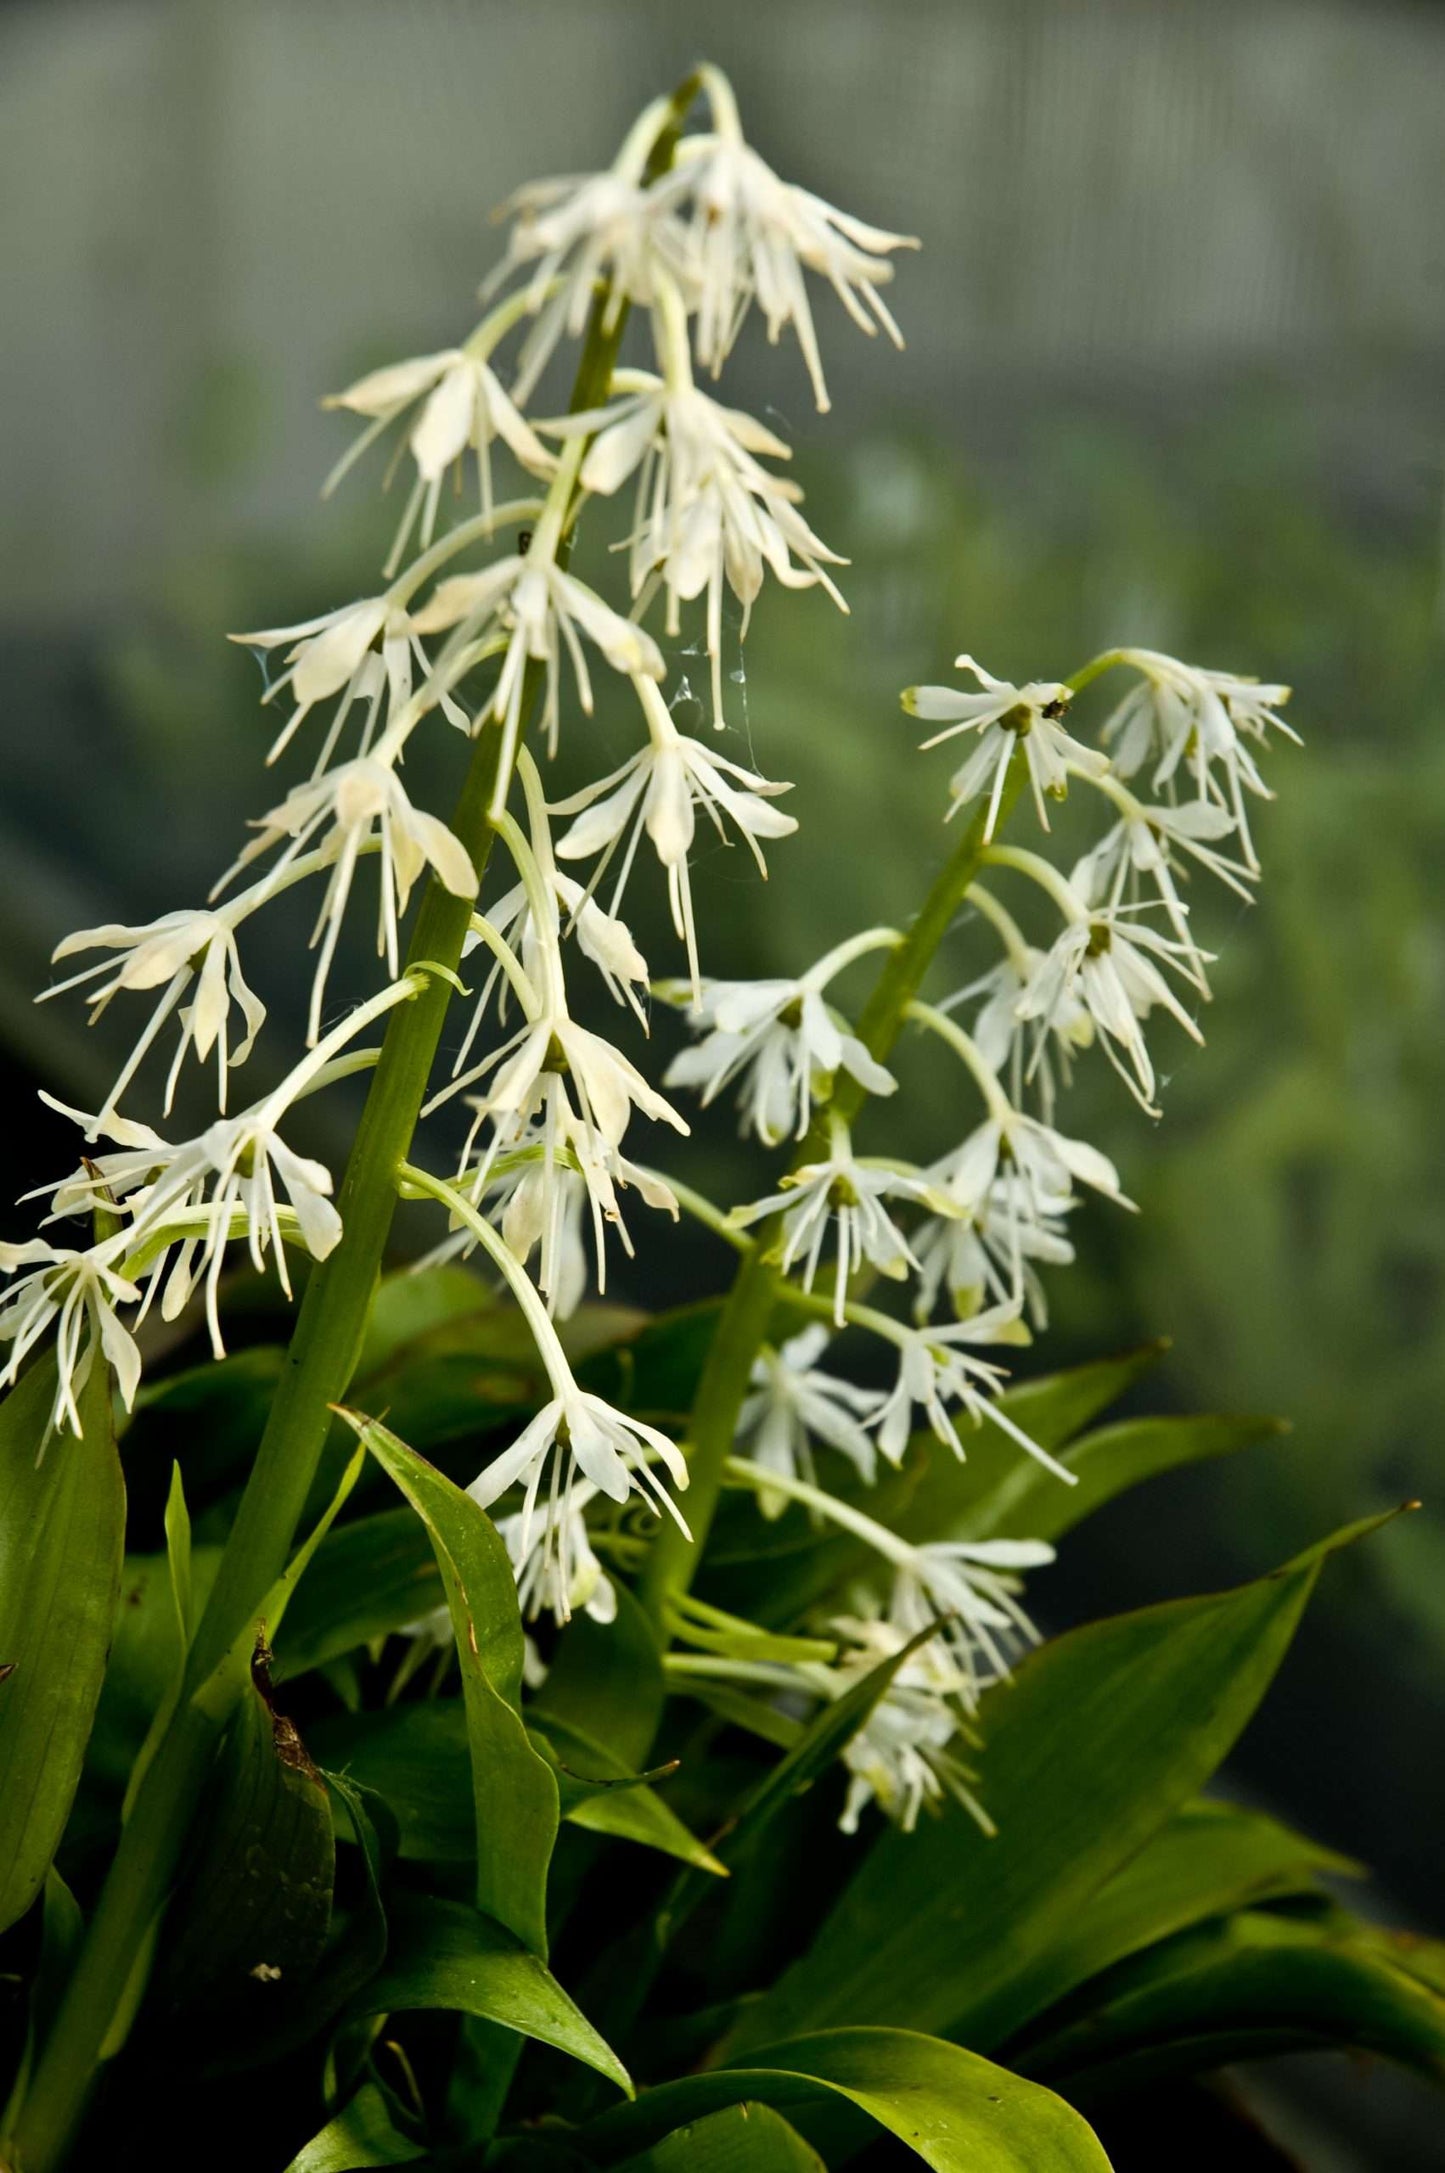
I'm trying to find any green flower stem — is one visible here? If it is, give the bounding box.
[638,755,1026,1625]
[11,74,704,2168]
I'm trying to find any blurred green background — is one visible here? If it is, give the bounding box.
[2,1,1443,2159]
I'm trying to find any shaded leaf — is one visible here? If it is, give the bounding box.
[1006,1798,1357,2035]
[347,1889,631,2097]
[158,1646,334,2019]
[951,1413,1288,1546]
[273,1508,443,1685]
[614,2101,827,2171]
[342,1413,558,1955]
[1021,1909,1445,2100]
[732,1538,1333,2055]
[578,2025,1111,2170]
[532,1583,665,1771]
[0,1356,125,1934]
[285,2081,423,2170]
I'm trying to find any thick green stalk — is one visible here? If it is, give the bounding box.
[8,74,703,2157]
[638,760,1025,1622]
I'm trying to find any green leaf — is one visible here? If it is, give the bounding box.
[157,1651,335,2021]
[950,1413,1288,1545]
[314,1701,717,1874]
[578,2026,1111,2170]
[341,1411,559,1955]
[1021,1909,1445,2099]
[85,1546,221,1802]
[346,1889,631,2097]
[614,2102,827,2172]
[532,1582,665,1771]
[0,1356,125,1934]
[530,1712,725,1874]
[357,1262,498,1378]
[1007,1798,1357,2033]
[272,1507,443,1684]
[285,2081,423,2171]
[732,1537,1332,2055]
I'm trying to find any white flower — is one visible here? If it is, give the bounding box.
[230,594,434,766]
[549,366,846,723]
[888,1534,1054,1703]
[552,676,796,986]
[654,70,917,411]
[497,1479,616,1627]
[904,658,1108,839]
[935,1108,1131,1264]
[489,145,687,402]
[948,946,1093,1121]
[662,960,895,1146]
[737,1325,878,1516]
[54,1102,342,1358]
[1100,649,1297,872]
[409,554,664,801]
[1069,795,1254,977]
[455,1002,687,1158]
[43,903,265,1120]
[867,1309,1064,1479]
[459,875,649,1057]
[831,1617,985,1834]
[913,1171,1075,1328]
[1017,902,1207,1113]
[732,1123,934,1327]
[222,757,476,1042]
[0,1236,142,1438]
[323,346,553,554]
[469,1381,689,1551]
[453,1077,677,1313]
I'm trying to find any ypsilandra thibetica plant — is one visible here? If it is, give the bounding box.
[2,63,1441,2173]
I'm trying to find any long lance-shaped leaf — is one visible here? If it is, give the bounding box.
[731,1522,1376,2056]
[0,1356,125,1934]
[285,2081,423,2171]
[576,2026,1112,2171]
[1019,1908,1445,2100]
[934,1412,1288,1547]
[612,2101,827,2170]
[337,1410,559,1955]
[1001,1798,1358,2037]
[345,1889,631,2097]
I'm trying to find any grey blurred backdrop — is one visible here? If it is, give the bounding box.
[3,2,1443,2160]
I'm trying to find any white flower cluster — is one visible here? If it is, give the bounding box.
[3,69,906,1508]
[5,70,1293,1835]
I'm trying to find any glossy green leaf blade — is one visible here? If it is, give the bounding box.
[285,2081,423,2170]
[313,1701,716,1873]
[347,1890,631,2097]
[579,2026,1111,2170]
[344,1412,558,1955]
[952,1414,1287,1545]
[733,1546,1326,2055]
[272,1507,442,1684]
[0,1356,125,1934]
[614,2101,827,2171]
[1021,1910,1445,2099]
[530,1712,724,1873]
[1008,1798,1357,2032]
